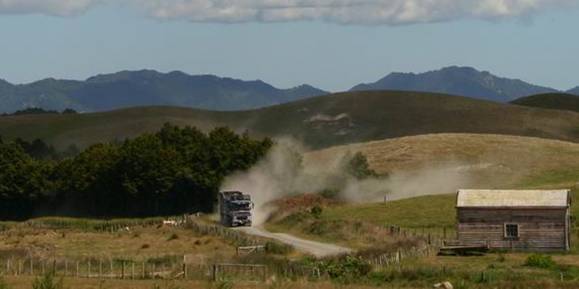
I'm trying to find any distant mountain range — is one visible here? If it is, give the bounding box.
[0,67,578,113]
[568,87,579,95]
[350,66,575,102]
[0,70,328,113]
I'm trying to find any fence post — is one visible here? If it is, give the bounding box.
[132,262,135,279]
[76,261,79,277]
[99,259,103,278]
[30,258,34,276]
[88,260,91,278]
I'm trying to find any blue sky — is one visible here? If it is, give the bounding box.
[0,1,578,92]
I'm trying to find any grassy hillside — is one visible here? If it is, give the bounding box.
[2,91,579,149]
[306,133,579,189]
[511,93,579,113]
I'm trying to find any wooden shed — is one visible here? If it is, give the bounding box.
[456,189,571,251]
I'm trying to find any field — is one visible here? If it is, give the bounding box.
[4,191,579,289]
[305,133,579,189]
[263,190,579,289]
[2,91,579,149]
[0,221,235,262]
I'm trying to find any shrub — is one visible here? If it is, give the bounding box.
[318,256,372,283]
[310,206,323,219]
[319,189,339,199]
[32,273,64,289]
[265,241,293,255]
[525,254,556,269]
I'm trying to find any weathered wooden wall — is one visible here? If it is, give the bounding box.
[457,208,569,250]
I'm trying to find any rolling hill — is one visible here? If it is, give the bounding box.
[0,70,327,113]
[351,66,557,102]
[305,133,579,189]
[2,90,579,149]
[511,93,579,113]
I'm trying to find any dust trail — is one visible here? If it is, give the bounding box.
[221,139,475,225]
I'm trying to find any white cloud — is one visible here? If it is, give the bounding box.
[135,0,576,24]
[0,0,98,16]
[0,0,575,24]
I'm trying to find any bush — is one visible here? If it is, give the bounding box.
[265,241,293,255]
[319,189,339,199]
[32,273,64,289]
[310,206,323,219]
[525,254,556,269]
[318,256,372,283]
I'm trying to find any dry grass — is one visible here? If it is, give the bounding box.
[306,133,579,188]
[0,225,235,261]
[1,276,386,289]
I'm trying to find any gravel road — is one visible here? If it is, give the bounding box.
[237,226,352,257]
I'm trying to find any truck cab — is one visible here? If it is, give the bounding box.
[218,191,254,227]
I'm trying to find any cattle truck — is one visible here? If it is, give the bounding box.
[218,191,254,227]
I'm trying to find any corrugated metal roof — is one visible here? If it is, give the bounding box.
[457,189,570,208]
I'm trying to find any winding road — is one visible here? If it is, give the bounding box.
[237,226,352,257]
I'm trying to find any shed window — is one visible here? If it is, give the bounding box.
[504,224,519,239]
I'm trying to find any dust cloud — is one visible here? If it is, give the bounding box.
[220,139,474,225]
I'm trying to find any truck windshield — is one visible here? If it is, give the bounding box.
[229,202,251,210]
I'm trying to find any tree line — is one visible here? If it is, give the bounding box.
[1,107,78,117]
[0,124,272,220]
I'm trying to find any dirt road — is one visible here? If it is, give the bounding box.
[238,227,352,257]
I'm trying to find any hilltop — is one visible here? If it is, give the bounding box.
[0,70,327,113]
[351,66,557,102]
[512,93,579,113]
[2,90,579,149]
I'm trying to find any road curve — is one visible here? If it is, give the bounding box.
[237,226,352,257]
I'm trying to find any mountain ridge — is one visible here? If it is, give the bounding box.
[0,70,328,113]
[351,66,559,102]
